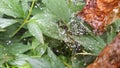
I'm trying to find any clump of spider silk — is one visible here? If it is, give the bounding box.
[57,13,88,56]
[58,21,68,35]
[69,13,87,36]
[57,13,88,36]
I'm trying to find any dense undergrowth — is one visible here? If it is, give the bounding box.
[0,0,120,68]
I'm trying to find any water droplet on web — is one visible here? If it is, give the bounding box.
[35,5,37,8]
[84,63,87,66]
[6,40,12,45]
[40,7,43,10]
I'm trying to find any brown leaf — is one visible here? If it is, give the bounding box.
[77,0,120,34]
[87,33,120,68]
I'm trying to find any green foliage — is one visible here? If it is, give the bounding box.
[0,18,17,29]
[7,43,31,54]
[11,47,65,68]
[30,13,65,40]
[42,0,71,22]
[73,35,105,54]
[0,0,27,18]
[27,22,44,44]
[0,0,119,68]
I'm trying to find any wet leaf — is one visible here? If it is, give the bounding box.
[0,0,26,18]
[18,63,32,68]
[27,56,51,68]
[31,39,40,50]
[42,0,71,22]
[47,47,65,68]
[20,31,32,40]
[73,35,105,54]
[21,0,30,16]
[0,18,17,28]
[31,39,47,57]
[10,54,32,68]
[8,43,31,55]
[0,45,6,58]
[0,45,14,65]
[13,52,65,68]
[39,44,47,57]
[30,13,65,40]
[71,56,85,68]
[0,12,3,17]
[0,27,6,32]
[27,48,65,68]
[27,22,44,44]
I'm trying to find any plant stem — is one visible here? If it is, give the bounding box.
[10,0,36,37]
[5,63,10,68]
[63,62,72,68]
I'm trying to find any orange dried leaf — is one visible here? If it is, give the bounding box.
[87,33,120,68]
[77,0,120,34]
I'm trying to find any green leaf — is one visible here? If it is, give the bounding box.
[12,54,52,68]
[0,24,19,44]
[68,0,85,12]
[47,47,65,68]
[18,63,32,68]
[0,18,17,28]
[12,50,65,68]
[0,27,6,32]
[8,43,31,55]
[0,45,14,65]
[20,31,32,40]
[30,13,65,40]
[10,54,32,68]
[71,56,85,68]
[27,56,51,68]
[114,19,120,32]
[0,0,26,18]
[27,22,44,44]
[27,47,65,68]
[45,37,65,48]
[38,44,47,57]
[0,45,6,58]
[31,39,40,50]
[21,0,30,16]
[73,35,105,55]
[42,0,71,22]
[0,12,3,17]
[31,39,47,57]
[106,27,116,44]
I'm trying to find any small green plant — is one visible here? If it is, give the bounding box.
[0,0,120,68]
